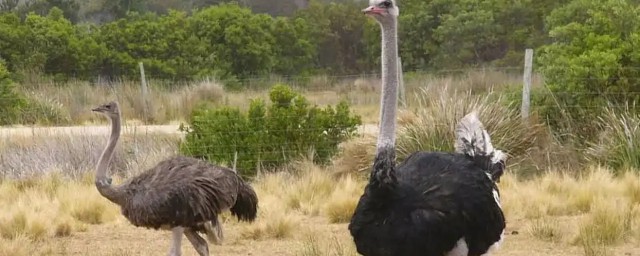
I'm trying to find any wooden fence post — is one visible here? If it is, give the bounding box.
[521,49,534,121]
[138,62,150,123]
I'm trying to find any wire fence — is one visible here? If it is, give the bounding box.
[5,64,640,128]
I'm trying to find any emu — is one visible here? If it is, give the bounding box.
[92,101,258,256]
[348,1,506,255]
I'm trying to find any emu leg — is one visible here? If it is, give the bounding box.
[185,228,209,256]
[169,227,184,256]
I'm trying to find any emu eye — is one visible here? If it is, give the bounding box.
[380,1,392,7]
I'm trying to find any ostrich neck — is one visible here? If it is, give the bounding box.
[376,19,399,155]
[95,114,123,205]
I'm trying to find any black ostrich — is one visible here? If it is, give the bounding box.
[348,1,507,256]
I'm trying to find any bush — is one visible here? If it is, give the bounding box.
[537,0,640,141]
[0,62,28,125]
[179,84,361,178]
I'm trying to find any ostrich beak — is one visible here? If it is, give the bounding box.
[362,6,385,15]
[92,106,105,112]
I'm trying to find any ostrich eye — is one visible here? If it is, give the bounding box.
[380,1,392,7]
[106,105,111,109]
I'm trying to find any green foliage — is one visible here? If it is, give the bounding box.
[179,84,361,178]
[537,0,640,140]
[294,1,372,74]
[189,3,275,79]
[0,0,628,86]
[0,62,27,125]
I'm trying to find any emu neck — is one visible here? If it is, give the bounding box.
[95,114,123,205]
[376,19,399,155]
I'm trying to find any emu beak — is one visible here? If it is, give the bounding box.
[362,6,385,15]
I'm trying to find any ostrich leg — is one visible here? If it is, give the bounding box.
[185,228,210,256]
[169,227,184,256]
[205,218,224,245]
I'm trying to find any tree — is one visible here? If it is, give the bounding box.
[270,17,316,76]
[537,0,640,138]
[189,3,275,79]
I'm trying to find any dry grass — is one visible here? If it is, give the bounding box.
[395,84,557,176]
[527,217,564,243]
[2,156,640,255]
[0,173,121,255]
[0,129,180,179]
[3,70,640,255]
[15,70,534,126]
[3,159,640,255]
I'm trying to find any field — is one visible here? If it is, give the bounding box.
[2,71,640,256]
[1,124,639,256]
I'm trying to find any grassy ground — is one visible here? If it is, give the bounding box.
[4,70,639,255]
[1,163,640,256]
[1,128,640,256]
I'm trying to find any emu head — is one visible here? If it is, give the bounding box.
[92,101,120,120]
[362,0,399,25]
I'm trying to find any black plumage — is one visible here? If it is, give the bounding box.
[351,1,506,255]
[349,151,505,256]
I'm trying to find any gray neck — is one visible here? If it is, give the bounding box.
[376,19,399,155]
[95,114,123,204]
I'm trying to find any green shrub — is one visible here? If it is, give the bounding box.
[0,62,28,125]
[179,84,361,178]
[537,0,640,141]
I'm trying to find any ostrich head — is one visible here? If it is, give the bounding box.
[363,0,399,24]
[92,101,120,120]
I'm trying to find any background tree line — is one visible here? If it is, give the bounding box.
[0,0,580,82]
[3,0,640,141]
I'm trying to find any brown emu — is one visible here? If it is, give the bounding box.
[92,101,258,256]
[348,1,506,255]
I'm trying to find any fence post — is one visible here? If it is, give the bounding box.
[521,49,533,121]
[398,57,406,108]
[138,62,150,123]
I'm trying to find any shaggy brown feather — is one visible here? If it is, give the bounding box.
[115,156,257,230]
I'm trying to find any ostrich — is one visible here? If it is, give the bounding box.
[348,1,506,256]
[92,101,258,256]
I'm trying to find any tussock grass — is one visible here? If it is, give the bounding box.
[0,173,120,245]
[0,131,179,179]
[586,105,640,172]
[298,232,358,256]
[22,78,226,124]
[500,167,629,220]
[323,175,363,223]
[15,70,532,125]
[527,218,564,243]
[574,198,634,246]
[396,85,550,174]
[332,134,376,175]
[250,159,366,220]
[0,235,30,256]
[240,209,300,240]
